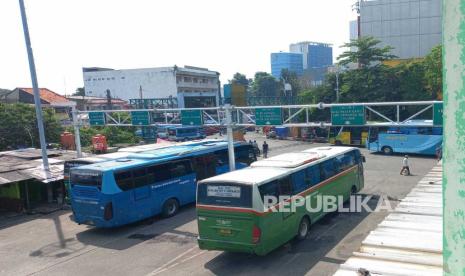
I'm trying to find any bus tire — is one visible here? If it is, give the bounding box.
[296,216,310,241]
[161,199,179,218]
[335,140,342,146]
[382,146,393,155]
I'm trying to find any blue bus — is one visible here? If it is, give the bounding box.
[69,141,256,228]
[167,126,205,141]
[157,125,177,139]
[366,120,442,155]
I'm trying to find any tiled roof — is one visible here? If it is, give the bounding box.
[18,88,69,104]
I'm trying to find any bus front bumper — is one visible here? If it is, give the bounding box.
[197,237,267,256]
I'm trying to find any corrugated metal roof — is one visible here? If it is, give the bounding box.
[0,148,80,185]
[334,162,443,276]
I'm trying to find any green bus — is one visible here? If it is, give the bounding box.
[196,146,365,256]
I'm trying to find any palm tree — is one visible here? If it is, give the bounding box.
[337,36,397,68]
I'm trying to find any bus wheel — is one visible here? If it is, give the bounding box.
[162,199,179,218]
[382,146,393,155]
[296,216,310,241]
[335,140,342,146]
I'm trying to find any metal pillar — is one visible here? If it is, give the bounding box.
[224,105,236,171]
[19,0,49,171]
[71,105,83,157]
[443,1,465,274]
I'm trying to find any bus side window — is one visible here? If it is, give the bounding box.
[147,163,171,183]
[133,167,148,188]
[292,170,307,194]
[114,170,133,191]
[353,150,361,164]
[320,159,336,181]
[258,180,279,204]
[214,149,228,166]
[170,160,193,177]
[305,165,321,186]
[278,176,292,197]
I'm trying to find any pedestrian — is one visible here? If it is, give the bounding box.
[400,155,411,176]
[262,141,269,158]
[436,146,442,161]
[253,140,260,156]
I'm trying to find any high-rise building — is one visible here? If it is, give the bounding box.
[289,42,333,69]
[270,52,303,78]
[359,0,442,59]
[82,66,220,108]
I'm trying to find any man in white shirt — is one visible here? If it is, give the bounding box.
[400,155,411,176]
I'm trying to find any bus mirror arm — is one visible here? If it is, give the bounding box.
[361,155,366,163]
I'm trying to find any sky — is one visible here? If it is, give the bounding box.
[1,0,357,95]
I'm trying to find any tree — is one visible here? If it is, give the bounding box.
[338,36,397,68]
[280,69,301,97]
[72,87,85,96]
[0,103,62,150]
[250,72,281,97]
[229,73,251,86]
[422,45,442,99]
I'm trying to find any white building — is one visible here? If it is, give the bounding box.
[359,0,442,59]
[83,66,220,108]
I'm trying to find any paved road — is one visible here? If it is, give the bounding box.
[0,134,438,276]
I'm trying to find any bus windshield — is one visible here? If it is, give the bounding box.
[197,182,252,208]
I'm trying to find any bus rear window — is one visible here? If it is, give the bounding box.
[64,161,92,175]
[197,182,252,208]
[70,170,102,189]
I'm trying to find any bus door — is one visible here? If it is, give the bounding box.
[132,167,151,201]
[367,127,379,151]
[350,127,363,145]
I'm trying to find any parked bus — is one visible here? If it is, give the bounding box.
[157,125,177,139]
[167,126,206,141]
[64,152,132,201]
[64,140,208,202]
[366,120,443,155]
[328,126,369,146]
[69,141,256,228]
[196,146,365,255]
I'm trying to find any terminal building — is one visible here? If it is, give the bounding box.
[359,0,442,59]
[82,66,220,108]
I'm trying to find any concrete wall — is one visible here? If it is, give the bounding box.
[360,0,442,59]
[83,67,178,100]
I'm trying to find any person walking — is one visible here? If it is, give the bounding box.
[262,141,269,158]
[400,155,411,176]
[252,140,260,156]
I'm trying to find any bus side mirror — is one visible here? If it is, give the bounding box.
[361,155,366,163]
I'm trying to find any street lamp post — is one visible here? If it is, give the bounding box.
[18,0,50,171]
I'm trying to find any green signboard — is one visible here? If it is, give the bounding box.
[433,103,443,125]
[331,105,366,125]
[131,111,151,126]
[89,112,106,126]
[181,110,203,126]
[255,108,283,126]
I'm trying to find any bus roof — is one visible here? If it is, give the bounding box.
[72,140,248,172]
[200,167,289,185]
[200,146,358,186]
[66,151,131,164]
[302,146,356,157]
[250,152,325,168]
